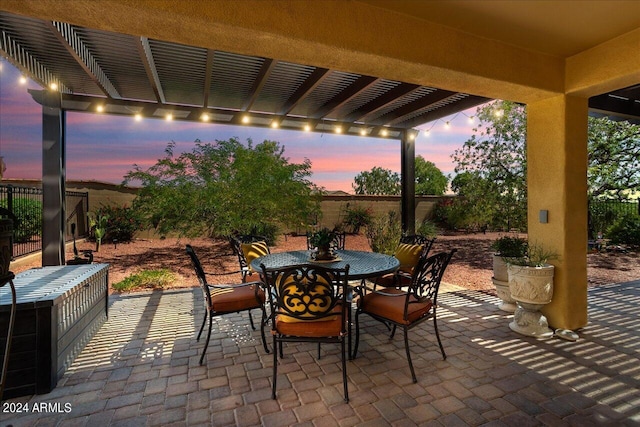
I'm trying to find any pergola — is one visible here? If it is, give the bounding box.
[1,0,639,332]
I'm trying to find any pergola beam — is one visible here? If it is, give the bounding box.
[242,58,276,111]
[48,21,121,99]
[342,83,421,123]
[311,75,379,119]
[138,36,166,104]
[278,67,330,115]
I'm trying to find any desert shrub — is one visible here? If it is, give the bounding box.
[607,213,640,248]
[343,203,373,234]
[0,198,42,242]
[247,222,280,246]
[366,211,402,255]
[432,198,470,230]
[416,218,438,238]
[112,269,176,292]
[95,205,143,243]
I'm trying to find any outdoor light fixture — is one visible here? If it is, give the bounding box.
[19,75,27,85]
[444,121,451,129]
[134,113,142,121]
[49,82,58,91]
[271,120,279,128]
[241,115,250,124]
[96,105,104,113]
[165,113,173,121]
[495,109,504,117]
[334,126,342,134]
[380,129,388,137]
[468,115,475,123]
[201,113,210,122]
[359,129,367,136]
[303,124,311,132]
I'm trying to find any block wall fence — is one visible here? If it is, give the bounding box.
[2,180,450,236]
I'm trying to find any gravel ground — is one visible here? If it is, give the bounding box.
[11,232,639,294]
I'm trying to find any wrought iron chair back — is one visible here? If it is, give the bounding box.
[229,234,269,281]
[260,263,351,402]
[400,234,436,258]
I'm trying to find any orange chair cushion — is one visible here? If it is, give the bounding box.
[241,241,269,272]
[210,283,265,313]
[361,288,433,325]
[394,243,422,274]
[275,305,344,337]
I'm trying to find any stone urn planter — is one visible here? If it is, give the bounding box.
[507,263,554,338]
[492,255,517,312]
[490,236,527,313]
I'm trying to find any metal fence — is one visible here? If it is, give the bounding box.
[590,199,640,217]
[0,184,89,258]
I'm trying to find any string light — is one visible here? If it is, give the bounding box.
[380,129,388,137]
[134,113,142,121]
[494,109,504,117]
[444,121,451,129]
[271,120,279,129]
[468,115,475,123]
[19,75,27,85]
[359,128,367,136]
[303,124,311,132]
[165,113,173,121]
[201,113,210,122]
[96,105,104,113]
[334,125,342,134]
[49,82,58,91]
[241,115,250,124]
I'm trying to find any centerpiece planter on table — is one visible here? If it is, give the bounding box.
[490,235,527,312]
[309,227,338,261]
[504,243,557,338]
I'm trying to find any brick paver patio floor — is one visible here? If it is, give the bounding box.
[1,280,638,426]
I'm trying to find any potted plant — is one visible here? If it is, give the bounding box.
[504,243,558,338]
[309,227,336,260]
[490,235,527,312]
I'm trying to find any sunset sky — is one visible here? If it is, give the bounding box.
[0,60,483,193]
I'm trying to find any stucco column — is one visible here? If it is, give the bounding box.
[527,95,588,330]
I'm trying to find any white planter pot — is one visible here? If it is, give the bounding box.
[492,255,516,312]
[507,264,554,338]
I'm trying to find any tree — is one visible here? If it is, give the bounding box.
[588,117,640,200]
[353,166,400,195]
[415,156,448,195]
[451,100,528,230]
[124,138,321,241]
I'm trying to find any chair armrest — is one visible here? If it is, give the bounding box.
[367,289,407,297]
[206,280,263,289]
[202,269,243,276]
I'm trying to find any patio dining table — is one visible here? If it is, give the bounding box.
[250,249,399,281]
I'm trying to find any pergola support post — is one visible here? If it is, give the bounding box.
[40,90,67,266]
[400,130,415,235]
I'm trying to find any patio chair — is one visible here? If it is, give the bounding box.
[186,244,269,365]
[373,234,436,288]
[306,230,346,251]
[229,234,270,282]
[353,249,456,383]
[260,263,351,402]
